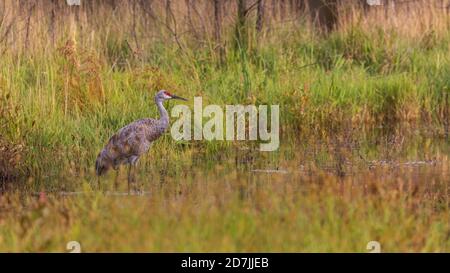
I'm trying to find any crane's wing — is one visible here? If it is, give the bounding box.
[106,118,163,159]
[96,118,166,175]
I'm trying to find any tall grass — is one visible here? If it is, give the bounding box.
[0,1,448,181]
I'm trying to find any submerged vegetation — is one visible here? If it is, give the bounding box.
[0,1,448,252]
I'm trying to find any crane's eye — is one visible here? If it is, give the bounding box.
[164,91,172,97]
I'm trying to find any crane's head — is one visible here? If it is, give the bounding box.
[155,90,187,103]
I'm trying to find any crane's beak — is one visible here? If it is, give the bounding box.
[171,94,187,101]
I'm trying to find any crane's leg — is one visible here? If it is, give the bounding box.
[127,164,132,193]
[130,163,140,194]
[114,167,120,191]
[131,164,137,184]
[132,162,143,194]
[127,156,142,194]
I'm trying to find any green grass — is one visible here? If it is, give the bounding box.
[1,25,448,179]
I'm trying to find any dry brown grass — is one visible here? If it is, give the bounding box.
[339,1,450,39]
[58,38,105,113]
[0,1,449,56]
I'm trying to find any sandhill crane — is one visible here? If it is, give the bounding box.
[95,90,187,191]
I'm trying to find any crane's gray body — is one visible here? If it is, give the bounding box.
[95,90,173,176]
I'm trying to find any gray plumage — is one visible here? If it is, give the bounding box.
[95,118,166,175]
[95,90,187,185]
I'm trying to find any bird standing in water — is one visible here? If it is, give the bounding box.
[95,90,187,192]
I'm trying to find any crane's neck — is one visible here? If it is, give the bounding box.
[156,99,169,127]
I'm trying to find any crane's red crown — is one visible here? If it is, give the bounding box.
[163,91,172,97]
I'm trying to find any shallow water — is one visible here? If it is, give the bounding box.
[0,130,448,252]
[7,129,448,195]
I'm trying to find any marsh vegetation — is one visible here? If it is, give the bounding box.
[0,1,448,252]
